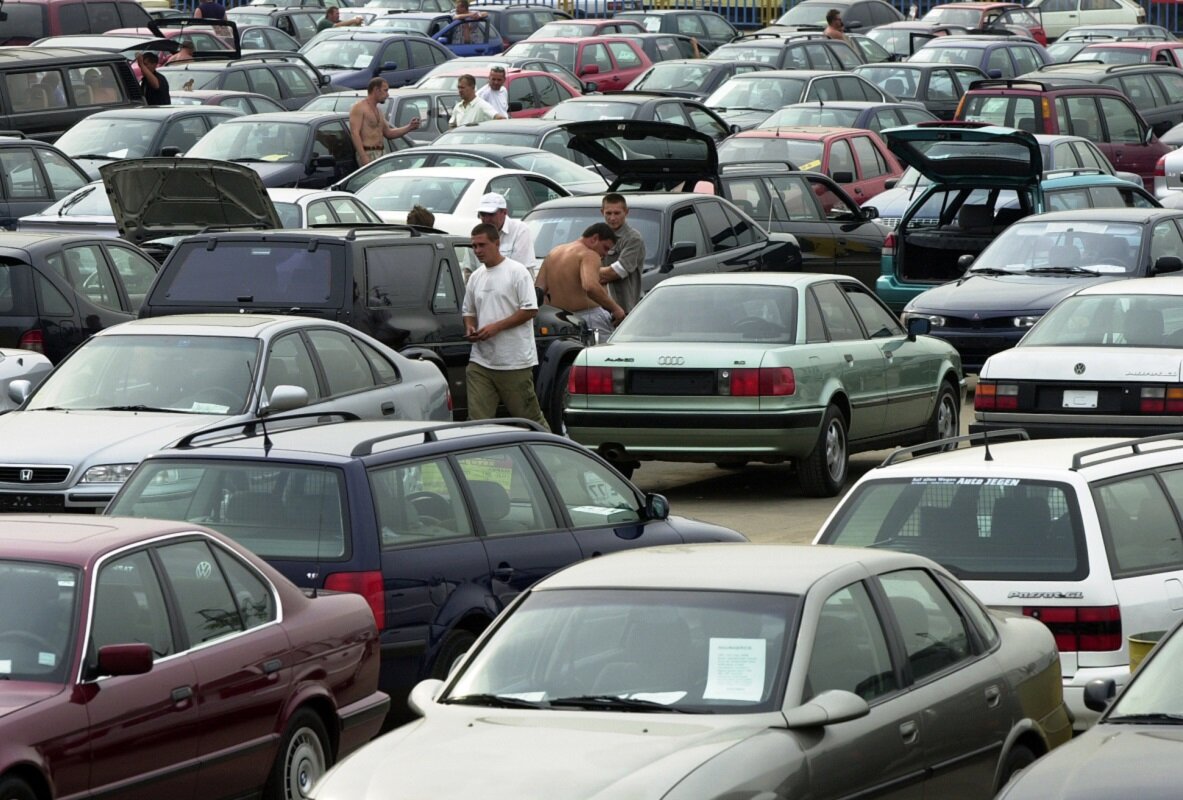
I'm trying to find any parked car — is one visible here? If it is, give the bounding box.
[0,135,88,230]
[239,22,303,51]
[815,428,1183,729]
[1059,22,1173,40]
[300,31,454,90]
[625,58,772,100]
[908,34,1052,78]
[1072,39,1183,67]
[431,118,604,172]
[543,93,733,142]
[170,88,289,114]
[160,54,328,110]
[866,21,971,60]
[307,542,1070,798]
[430,15,508,57]
[853,62,988,119]
[418,54,586,95]
[365,0,452,10]
[528,17,645,38]
[920,2,1048,44]
[565,273,963,491]
[613,32,710,62]
[268,187,383,227]
[1021,62,1183,141]
[225,5,325,45]
[304,86,457,143]
[504,36,652,92]
[365,11,451,34]
[468,2,570,45]
[415,67,582,117]
[0,515,389,799]
[107,416,747,720]
[0,0,152,45]
[771,0,905,32]
[615,9,739,50]
[705,69,894,131]
[708,35,864,71]
[1027,0,1145,40]
[760,99,938,132]
[0,348,52,411]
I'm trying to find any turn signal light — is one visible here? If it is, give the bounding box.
[1140,386,1183,413]
[974,381,1018,411]
[569,366,616,395]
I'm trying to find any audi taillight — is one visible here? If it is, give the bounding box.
[1156,155,1167,179]
[324,570,385,629]
[974,380,1018,411]
[18,329,44,354]
[726,367,795,397]
[1140,385,1183,413]
[1023,605,1121,652]
[569,365,616,394]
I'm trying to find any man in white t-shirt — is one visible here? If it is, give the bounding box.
[462,222,549,428]
[477,65,509,117]
[477,191,537,275]
[450,74,505,128]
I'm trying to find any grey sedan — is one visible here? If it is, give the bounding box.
[308,544,1071,800]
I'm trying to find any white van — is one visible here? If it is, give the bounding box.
[1027,0,1144,40]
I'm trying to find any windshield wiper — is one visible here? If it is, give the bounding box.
[716,106,769,113]
[315,63,350,69]
[69,153,117,160]
[1026,266,1101,276]
[231,157,269,163]
[547,694,696,713]
[57,187,95,216]
[443,693,547,709]
[91,405,190,413]
[1107,712,1183,724]
[966,267,1014,276]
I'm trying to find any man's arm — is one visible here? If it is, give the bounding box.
[599,232,643,284]
[348,104,369,163]
[469,307,536,340]
[580,250,624,321]
[384,116,420,139]
[137,54,161,89]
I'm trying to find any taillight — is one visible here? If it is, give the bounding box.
[324,570,385,629]
[974,380,1017,411]
[725,367,795,396]
[954,96,966,119]
[1042,96,1051,121]
[18,329,44,354]
[446,386,454,412]
[1023,605,1122,652]
[1140,385,1183,413]
[883,232,896,256]
[569,365,616,394]
[1155,155,1167,178]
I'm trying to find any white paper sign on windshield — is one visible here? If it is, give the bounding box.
[703,638,765,702]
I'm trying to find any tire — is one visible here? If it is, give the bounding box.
[0,778,36,800]
[431,628,478,681]
[798,405,848,497]
[547,363,573,437]
[926,381,960,443]
[266,710,331,800]
[998,744,1037,789]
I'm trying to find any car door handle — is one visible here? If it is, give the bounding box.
[263,658,283,675]
[381,401,396,416]
[492,564,514,581]
[171,686,194,703]
[844,353,854,364]
[985,685,1001,708]
[899,720,919,745]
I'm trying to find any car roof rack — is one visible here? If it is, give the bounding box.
[1072,431,1183,470]
[1103,61,1178,73]
[720,160,798,175]
[880,429,1030,467]
[174,411,360,450]
[350,417,547,456]
[314,222,428,239]
[1043,166,1108,178]
[0,130,28,139]
[967,78,1050,91]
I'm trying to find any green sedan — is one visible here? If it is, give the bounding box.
[564,273,965,496]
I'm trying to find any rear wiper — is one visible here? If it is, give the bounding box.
[91,405,190,413]
[1107,712,1183,724]
[443,693,547,709]
[547,694,696,713]
[1026,266,1101,276]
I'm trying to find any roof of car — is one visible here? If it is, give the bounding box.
[519,35,639,43]
[869,437,1133,474]
[922,35,1032,46]
[618,8,726,14]
[439,117,570,133]
[1079,40,1181,49]
[928,2,1020,8]
[530,192,718,212]
[267,187,354,202]
[84,106,240,119]
[783,100,920,111]
[370,166,538,180]
[859,61,975,71]
[392,143,557,157]
[170,89,277,100]
[1017,207,1179,224]
[98,314,307,338]
[729,69,846,79]
[737,126,864,140]
[218,111,347,124]
[0,47,137,64]
[1077,275,1183,295]
[0,516,213,564]
[1040,171,1147,189]
[0,232,128,253]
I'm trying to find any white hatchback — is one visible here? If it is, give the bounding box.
[814,431,1183,730]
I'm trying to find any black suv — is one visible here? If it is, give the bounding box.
[0,135,88,229]
[106,415,746,720]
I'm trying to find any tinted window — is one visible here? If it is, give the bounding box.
[1063,95,1101,139]
[844,283,902,337]
[106,246,156,308]
[247,68,280,98]
[92,550,174,657]
[852,135,887,178]
[277,66,316,97]
[455,447,557,535]
[156,540,243,645]
[214,550,275,630]
[0,148,47,199]
[1099,96,1142,143]
[161,241,337,305]
[697,200,738,252]
[307,328,376,395]
[722,201,760,247]
[1011,45,1043,75]
[1098,473,1183,576]
[828,139,856,179]
[812,281,862,341]
[880,569,972,681]
[365,243,436,307]
[806,582,898,701]
[670,205,708,258]
[769,175,822,220]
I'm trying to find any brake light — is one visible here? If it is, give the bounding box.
[1042,96,1051,121]
[883,232,896,256]
[324,570,385,629]
[18,329,44,354]
[726,367,795,396]
[954,96,966,119]
[446,386,453,412]
[1023,605,1121,652]
[569,365,616,394]
[1140,385,1183,413]
[1156,155,1167,179]
[974,381,1018,411]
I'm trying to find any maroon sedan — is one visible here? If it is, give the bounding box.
[0,516,388,800]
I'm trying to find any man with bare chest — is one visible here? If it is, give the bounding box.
[535,223,626,334]
[349,78,421,166]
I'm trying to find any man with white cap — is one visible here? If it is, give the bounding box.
[476,192,537,275]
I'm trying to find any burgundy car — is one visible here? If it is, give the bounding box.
[0,516,388,800]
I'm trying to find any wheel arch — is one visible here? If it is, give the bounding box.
[991,719,1049,794]
[1,764,51,800]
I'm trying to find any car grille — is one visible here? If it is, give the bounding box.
[0,466,71,484]
[627,369,717,396]
[0,493,67,513]
[941,316,1017,330]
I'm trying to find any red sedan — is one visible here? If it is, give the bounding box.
[0,516,388,800]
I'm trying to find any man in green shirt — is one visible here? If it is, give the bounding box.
[318,6,363,31]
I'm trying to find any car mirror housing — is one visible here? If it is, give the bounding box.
[861,205,879,221]
[668,241,697,264]
[319,74,331,87]
[906,316,930,340]
[883,178,898,190]
[508,101,524,112]
[160,146,182,158]
[408,678,445,718]
[831,170,853,184]
[584,80,598,92]
[381,61,398,72]
[643,492,670,521]
[314,155,336,169]
[7,379,31,406]
[987,68,1003,78]
[96,643,154,678]
[261,385,309,416]
[785,689,870,728]
[957,253,975,271]
[1083,678,1116,712]
[1154,255,1183,274]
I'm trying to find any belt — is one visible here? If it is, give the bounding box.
[364,146,383,152]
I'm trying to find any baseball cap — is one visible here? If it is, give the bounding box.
[477,192,507,214]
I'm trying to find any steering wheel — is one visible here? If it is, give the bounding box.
[733,316,784,336]
[0,630,55,653]
[191,387,241,408]
[408,491,451,526]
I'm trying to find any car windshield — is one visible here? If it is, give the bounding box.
[226,12,273,24]
[302,94,354,112]
[707,43,781,66]
[49,182,114,218]
[1073,46,1148,64]
[761,106,861,128]
[55,118,162,160]
[505,152,603,187]
[373,17,434,33]
[535,22,598,36]
[356,175,473,214]
[634,63,715,92]
[1021,294,1183,347]
[527,207,661,269]
[776,3,828,25]
[188,121,309,163]
[819,478,1086,580]
[29,334,259,415]
[366,0,423,8]
[705,77,807,111]
[158,68,223,89]
[506,42,577,73]
[970,220,1143,275]
[1047,41,1088,61]
[613,284,797,344]
[304,38,381,69]
[0,562,78,682]
[909,46,984,65]
[857,66,920,98]
[1107,624,1183,720]
[111,461,348,558]
[274,202,302,227]
[719,138,824,170]
[445,588,797,714]
[545,100,637,121]
[921,7,982,26]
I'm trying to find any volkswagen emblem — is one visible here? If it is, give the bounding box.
[18,469,32,482]
[657,356,685,366]
[1074,363,1086,375]
[194,561,213,579]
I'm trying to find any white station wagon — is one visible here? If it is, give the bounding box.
[815,431,1183,730]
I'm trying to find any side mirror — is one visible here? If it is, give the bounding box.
[160,145,182,157]
[861,205,879,220]
[580,64,600,76]
[785,690,870,728]
[1154,255,1183,274]
[643,492,670,520]
[508,100,523,112]
[957,253,975,271]
[667,241,696,264]
[583,80,598,92]
[832,170,853,184]
[408,678,445,718]
[729,123,741,134]
[319,74,331,87]
[1153,120,1173,138]
[314,154,335,169]
[1083,678,1116,713]
[906,316,930,339]
[883,178,898,190]
[7,379,31,406]
[260,384,308,416]
[987,69,1003,78]
[381,61,398,71]
[846,19,863,30]
[96,643,154,678]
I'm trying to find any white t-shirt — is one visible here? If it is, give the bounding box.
[477,84,508,117]
[450,96,499,127]
[499,215,537,275]
[462,257,538,370]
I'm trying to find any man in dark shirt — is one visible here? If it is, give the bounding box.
[136,52,170,105]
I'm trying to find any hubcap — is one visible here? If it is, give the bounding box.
[825,419,846,482]
[938,395,957,439]
[285,728,325,800]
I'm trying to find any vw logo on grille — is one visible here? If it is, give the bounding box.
[18,469,32,482]
[1074,363,1086,375]
[657,356,685,366]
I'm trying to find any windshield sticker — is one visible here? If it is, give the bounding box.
[1084,264,1127,273]
[503,691,546,702]
[1043,222,1110,234]
[799,159,822,171]
[261,154,289,162]
[0,660,10,674]
[703,638,765,701]
[910,477,1021,486]
[190,402,230,414]
[626,692,686,705]
[38,652,55,667]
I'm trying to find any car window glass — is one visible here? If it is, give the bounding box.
[59,3,88,34]
[505,11,533,36]
[869,110,894,133]
[264,333,323,402]
[68,64,124,106]
[372,457,474,545]
[726,176,776,223]
[105,246,156,309]
[1099,97,1142,143]
[531,444,641,527]
[487,175,532,218]
[1072,141,1108,172]
[92,550,174,657]
[242,29,268,48]
[212,549,275,630]
[654,101,688,125]
[675,14,706,35]
[156,540,244,646]
[832,44,862,71]
[524,176,565,207]
[812,280,862,341]
[583,43,613,73]
[608,41,643,69]
[986,47,1013,77]
[1098,473,1183,576]
[1053,142,1081,170]
[277,66,316,97]
[317,121,354,161]
[703,13,734,38]
[305,200,334,225]
[785,45,811,70]
[433,260,460,312]
[828,139,855,180]
[291,13,319,39]
[86,2,120,30]
[697,200,739,252]
[221,70,250,93]
[851,135,887,179]
[927,69,957,101]
[247,68,281,99]
[365,243,436,308]
[806,581,898,701]
[808,76,838,102]
[941,576,999,648]
[329,197,372,223]
[805,287,827,342]
[63,245,120,310]
[670,206,708,259]
[34,271,72,317]
[306,328,376,395]
[1047,187,1091,211]
[507,77,537,110]
[1155,72,1183,104]
[535,76,565,107]
[358,338,400,384]
[160,116,209,154]
[769,175,822,220]
[0,148,47,199]
[844,283,902,337]
[1011,45,1042,75]
[455,447,557,535]
[1150,219,1183,265]
[1063,95,1101,140]
[722,201,760,247]
[880,568,972,681]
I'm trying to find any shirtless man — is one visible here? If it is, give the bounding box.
[535,222,625,334]
[349,78,421,166]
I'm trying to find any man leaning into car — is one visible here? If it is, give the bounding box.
[597,193,645,313]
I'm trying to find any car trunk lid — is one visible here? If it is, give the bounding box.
[562,119,719,191]
[883,121,1043,189]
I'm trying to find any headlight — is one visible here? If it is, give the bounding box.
[902,312,946,328]
[80,464,138,484]
[1013,315,1041,328]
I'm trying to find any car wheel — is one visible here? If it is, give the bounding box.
[0,778,36,800]
[431,627,478,680]
[926,381,960,443]
[267,709,331,800]
[798,405,848,497]
[999,744,1037,788]
[547,362,573,436]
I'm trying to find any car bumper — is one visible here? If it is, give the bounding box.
[876,273,928,314]
[925,328,1025,373]
[565,408,823,461]
[971,414,1183,439]
[1064,665,1131,731]
[337,691,392,752]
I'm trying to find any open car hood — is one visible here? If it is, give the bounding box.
[882,122,1042,188]
[149,17,241,59]
[100,158,282,245]
[562,120,718,191]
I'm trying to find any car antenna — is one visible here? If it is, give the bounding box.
[982,422,993,462]
[246,358,272,455]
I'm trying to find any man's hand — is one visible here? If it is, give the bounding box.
[611,307,626,324]
[408,116,421,131]
[467,322,501,341]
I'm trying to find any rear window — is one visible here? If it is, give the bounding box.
[961,95,1040,128]
[0,5,46,44]
[819,477,1088,580]
[155,241,342,307]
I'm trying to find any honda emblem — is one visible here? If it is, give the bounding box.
[18,469,32,482]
